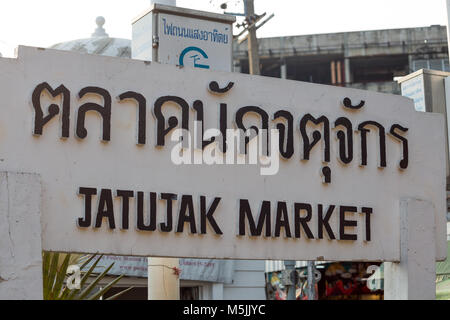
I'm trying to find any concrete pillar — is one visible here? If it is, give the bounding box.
[280,61,287,80]
[344,58,352,85]
[148,257,180,300]
[211,283,224,300]
[384,198,436,300]
[284,260,296,300]
[336,61,342,85]
[408,54,414,73]
[0,172,43,300]
[331,61,336,85]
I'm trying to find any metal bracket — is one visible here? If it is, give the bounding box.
[152,36,159,49]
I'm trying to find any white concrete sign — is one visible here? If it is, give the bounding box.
[0,46,447,263]
[400,74,426,112]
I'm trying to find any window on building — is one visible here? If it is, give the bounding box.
[180,286,200,300]
[412,59,450,72]
[352,55,409,84]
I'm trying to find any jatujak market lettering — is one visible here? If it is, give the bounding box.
[31,80,409,182]
[77,187,373,242]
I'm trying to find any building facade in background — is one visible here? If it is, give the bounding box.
[234,25,449,95]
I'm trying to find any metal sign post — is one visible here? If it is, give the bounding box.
[132,2,237,301]
[307,262,316,300]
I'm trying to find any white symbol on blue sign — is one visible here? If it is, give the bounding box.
[179,46,210,69]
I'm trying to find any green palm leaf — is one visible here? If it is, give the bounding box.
[42,251,130,300]
[53,253,71,299]
[88,274,126,300]
[105,286,134,300]
[65,254,104,300]
[44,252,59,300]
[75,262,115,300]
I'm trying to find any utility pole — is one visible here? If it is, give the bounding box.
[244,0,260,75]
[307,261,316,300]
[284,260,297,300]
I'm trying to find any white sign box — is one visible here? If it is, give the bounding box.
[132,4,234,71]
[400,74,426,112]
[0,46,446,262]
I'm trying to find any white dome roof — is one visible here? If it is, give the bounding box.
[50,16,131,58]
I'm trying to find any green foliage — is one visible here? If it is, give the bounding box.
[42,251,133,300]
